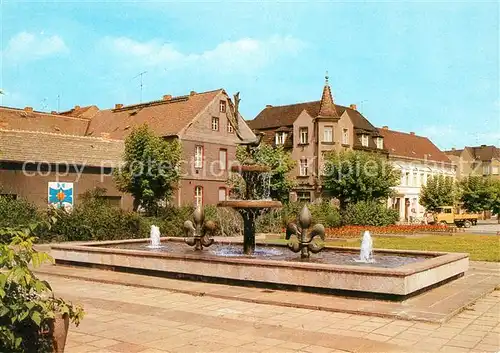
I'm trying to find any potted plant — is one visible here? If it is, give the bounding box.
[0,219,84,352]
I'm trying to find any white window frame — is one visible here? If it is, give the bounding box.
[297,191,311,202]
[194,145,203,169]
[299,159,308,176]
[376,137,383,149]
[227,122,234,133]
[219,100,226,113]
[361,134,369,147]
[342,129,349,145]
[323,126,333,143]
[492,166,499,175]
[483,165,490,175]
[211,117,219,131]
[299,127,308,144]
[194,186,203,207]
[218,187,227,202]
[219,149,227,171]
[275,132,286,145]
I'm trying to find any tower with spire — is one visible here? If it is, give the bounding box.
[317,71,339,119]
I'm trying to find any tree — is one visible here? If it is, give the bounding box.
[459,176,496,213]
[114,124,182,215]
[420,175,457,212]
[231,143,295,202]
[489,179,500,223]
[323,150,400,209]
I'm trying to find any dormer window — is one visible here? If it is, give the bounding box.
[219,100,226,113]
[275,132,287,145]
[361,134,369,147]
[376,137,383,149]
[299,127,308,144]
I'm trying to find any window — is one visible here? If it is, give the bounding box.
[493,166,499,175]
[420,173,425,186]
[99,196,122,208]
[405,172,410,186]
[413,172,418,186]
[342,129,349,145]
[227,122,234,133]
[211,117,219,131]
[194,186,203,207]
[194,145,203,169]
[275,132,287,145]
[299,159,308,176]
[299,127,308,144]
[218,187,227,201]
[483,165,490,175]
[361,134,369,147]
[376,137,383,149]
[219,149,227,170]
[0,194,17,200]
[297,191,311,203]
[219,100,226,113]
[323,126,333,142]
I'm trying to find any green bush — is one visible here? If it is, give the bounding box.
[0,196,42,229]
[341,201,399,226]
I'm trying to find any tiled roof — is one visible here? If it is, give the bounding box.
[318,81,339,118]
[248,100,377,134]
[378,128,451,163]
[444,145,500,161]
[0,129,124,167]
[0,106,89,136]
[59,105,100,119]
[87,89,223,139]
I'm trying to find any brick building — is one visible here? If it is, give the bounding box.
[0,88,255,208]
[445,145,500,180]
[247,76,387,202]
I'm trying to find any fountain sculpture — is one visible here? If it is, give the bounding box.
[286,205,325,258]
[148,225,162,249]
[183,206,216,250]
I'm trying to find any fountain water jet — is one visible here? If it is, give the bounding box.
[354,230,375,263]
[148,225,162,249]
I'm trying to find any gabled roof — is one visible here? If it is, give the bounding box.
[378,128,451,163]
[59,105,100,119]
[249,100,377,134]
[444,145,500,162]
[86,89,223,139]
[0,106,89,136]
[0,129,124,167]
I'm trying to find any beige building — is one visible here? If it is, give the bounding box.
[0,89,255,208]
[379,127,455,222]
[445,145,500,180]
[248,77,387,202]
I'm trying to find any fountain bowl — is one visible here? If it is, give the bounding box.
[50,238,468,300]
[218,200,282,209]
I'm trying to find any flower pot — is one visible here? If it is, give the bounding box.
[50,313,69,353]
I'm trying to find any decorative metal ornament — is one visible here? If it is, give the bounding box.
[286,205,325,258]
[184,206,216,250]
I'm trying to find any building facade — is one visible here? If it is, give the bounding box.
[0,88,255,209]
[248,77,387,202]
[378,127,455,222]
[445,145,500,180]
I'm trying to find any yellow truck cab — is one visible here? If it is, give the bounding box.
[433,206,478,228]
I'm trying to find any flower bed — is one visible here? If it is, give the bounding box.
[324,224,450,239]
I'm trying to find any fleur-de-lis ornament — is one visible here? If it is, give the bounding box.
[286,205,325,258]
[184,206,216,250]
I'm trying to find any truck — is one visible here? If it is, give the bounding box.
[430,206,478,228]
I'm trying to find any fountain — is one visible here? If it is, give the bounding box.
[49,92,470,299]
[217,134,281,255]
[147,225,162,249]
[355,230,375,263]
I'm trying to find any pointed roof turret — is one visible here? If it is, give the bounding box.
[317,72,339,119]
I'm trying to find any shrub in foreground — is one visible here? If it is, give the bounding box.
[341,200,399,226]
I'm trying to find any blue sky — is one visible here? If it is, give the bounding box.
[1,1,498,149]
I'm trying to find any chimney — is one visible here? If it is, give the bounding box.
[74,105,80,110]
[163,94,172,101]
[382,126,389,130]
[349,104,357,110]
[410,132,415,135]
[266,104,273,108]
[190,91,196,96]
[24,106,33,113]
[114,103,123,109]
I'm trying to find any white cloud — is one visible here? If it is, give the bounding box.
[101,35,305,72]
[3,32,68,62]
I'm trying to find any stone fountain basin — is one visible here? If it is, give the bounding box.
[50,238,468,299]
